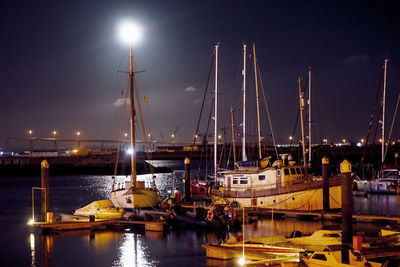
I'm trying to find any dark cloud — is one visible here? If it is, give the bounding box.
[184,86,196,92]
[114,98,130,107]
[342,54,369,65]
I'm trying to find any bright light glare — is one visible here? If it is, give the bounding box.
[126,148,134,155]
[28,219,35,225]
[238,257,245,265]
[119,21,142,44]
[30,234,35,250]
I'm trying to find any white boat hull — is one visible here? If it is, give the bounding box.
[110,188,158,210]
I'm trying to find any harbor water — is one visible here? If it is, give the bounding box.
[1,160,400,266]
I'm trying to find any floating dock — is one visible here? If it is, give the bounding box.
[246,208,400,224]
[29,219,165,233]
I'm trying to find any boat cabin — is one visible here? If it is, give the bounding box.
[219,159,308,192]
[304,244,381,267]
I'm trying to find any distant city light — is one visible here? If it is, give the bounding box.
[126,148,134,155]
[28,130,33,135]
[124,133,128,137]
[218,134,222,139]
[76,131,81,137]
[342,139,346,143]
[357,142,362,147]
[289,136,293,141]
[171,134,175,138]
[323,138,328,144]
[379,138,382,143]
[147,133,151,137]
[118,21,142,44]
[52,130,57,136]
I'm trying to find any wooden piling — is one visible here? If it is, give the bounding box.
[41,160,50,222]
[322,156,330,211]
[340,159,353,264]
[184,157,191,201]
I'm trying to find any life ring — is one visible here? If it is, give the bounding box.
[228,209,237,220]
[207,210,214,221]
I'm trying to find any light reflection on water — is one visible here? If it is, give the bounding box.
[112,233,159,267]
[2,167,400,266]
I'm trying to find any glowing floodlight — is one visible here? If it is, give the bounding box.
[119,21,142,44]
[238,257,245,265]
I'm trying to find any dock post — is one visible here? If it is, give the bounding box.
[41,160,50,222]
[184,158,191,202]
[322,156,330,212]
[340,159,353,264]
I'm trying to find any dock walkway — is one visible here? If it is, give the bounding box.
[246,208,400,224]
[30,219,165,233]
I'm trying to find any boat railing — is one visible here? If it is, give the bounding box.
[212,177,341,198]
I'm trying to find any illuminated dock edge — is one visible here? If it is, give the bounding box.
[28,219,165,233]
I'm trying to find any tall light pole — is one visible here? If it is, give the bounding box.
[27,130,33,152]
[76,131,81,148]
[52,130,57,151]
[124,132,128,151]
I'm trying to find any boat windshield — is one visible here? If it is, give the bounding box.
[324,244,353,252]
[383,170,400,178]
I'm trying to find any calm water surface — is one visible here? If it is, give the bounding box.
[1,160,400,266]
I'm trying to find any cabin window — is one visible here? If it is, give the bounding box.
[296,168,301,174]
[258,175,265,181]
[312,254,327,261]
[301,168,305,174]
[240,178,248,184]
[232,178,238,185]
[284,169,290,176]
[322,233,340,237]
[290,168,296,175]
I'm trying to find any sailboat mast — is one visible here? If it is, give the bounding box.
[298,76,306,167]
[214,44,219,178]
[308,68,312,164]
[231,106,237,167]
[129,42,136,189]
[253,43,262,159]
[242,43,247,161]
[382,58,388,168]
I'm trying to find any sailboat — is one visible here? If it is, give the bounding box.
[354,59,400,193]
[109,36,159,210]
[211,44,342,211]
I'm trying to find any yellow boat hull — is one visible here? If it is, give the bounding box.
[212,185,341,211]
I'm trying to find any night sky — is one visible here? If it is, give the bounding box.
[1,0,400,146]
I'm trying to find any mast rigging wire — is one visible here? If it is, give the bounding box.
[359,68,384,173]
[384,93,400,161]
[256,62,279,160]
